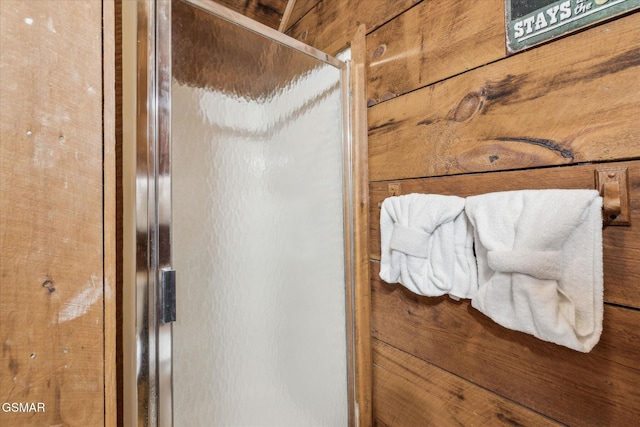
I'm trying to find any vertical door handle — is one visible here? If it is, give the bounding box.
[160,268,176,323]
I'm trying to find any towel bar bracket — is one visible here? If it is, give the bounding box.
[595,166,630,226]
[379,183,402,209]
[387,182,402,197]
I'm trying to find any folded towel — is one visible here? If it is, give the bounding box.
[465,189,603,352]
[379,194,478,299]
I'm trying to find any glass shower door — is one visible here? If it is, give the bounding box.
[165,1,350,425]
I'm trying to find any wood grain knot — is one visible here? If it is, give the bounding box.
[453,91,484,122]
[372,44,387,59]
[494,136,574,160]
[42,279,55,293]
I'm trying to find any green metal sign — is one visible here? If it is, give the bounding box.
[506,0,640,53]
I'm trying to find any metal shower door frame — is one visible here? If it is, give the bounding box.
[134,1,356,426]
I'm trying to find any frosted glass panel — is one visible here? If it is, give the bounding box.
[171,2,348,426]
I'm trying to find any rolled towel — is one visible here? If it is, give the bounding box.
[379,193,478,299]
[465,189,603,352]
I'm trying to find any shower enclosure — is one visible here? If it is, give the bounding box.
[124,1,369,426]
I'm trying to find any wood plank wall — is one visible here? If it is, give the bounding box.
[286,1,640,425]
[0,1,115,425]
[216,0,289,29]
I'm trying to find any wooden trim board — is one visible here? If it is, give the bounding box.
[349,24,373,427]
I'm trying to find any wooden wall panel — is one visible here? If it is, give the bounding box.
[371,262,640,427]
[287,0,420,53]
[300,1,640,425]
[373,340,561,427]
[0,1,107,426]
[215,0,288,29]
[369,161,640,309]
[285,0,321,31]
[369,13,640,181]
[367,0,505,105]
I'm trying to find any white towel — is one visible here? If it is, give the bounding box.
[379,194,478,299]
[465,189,603,352]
